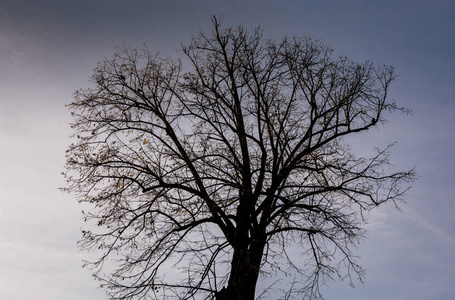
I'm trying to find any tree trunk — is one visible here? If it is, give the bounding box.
[216,235,265,300]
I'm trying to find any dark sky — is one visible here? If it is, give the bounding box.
[1,0,454,299]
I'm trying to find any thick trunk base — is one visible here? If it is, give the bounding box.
[216,284,255,300]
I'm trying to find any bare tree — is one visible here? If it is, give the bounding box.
[63,17,414,300]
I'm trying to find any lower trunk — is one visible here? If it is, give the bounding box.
[216,240,265,300]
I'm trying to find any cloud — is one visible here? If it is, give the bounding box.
[405,207,455,246]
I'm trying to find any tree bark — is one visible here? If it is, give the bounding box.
[216,231,265,300]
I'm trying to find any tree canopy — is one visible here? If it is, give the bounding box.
[64,17,414,300]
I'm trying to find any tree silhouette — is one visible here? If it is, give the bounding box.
[64,17,414,300]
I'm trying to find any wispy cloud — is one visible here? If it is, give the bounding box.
[405,207,455,246]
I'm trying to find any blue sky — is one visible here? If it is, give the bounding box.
[0,0,454,299]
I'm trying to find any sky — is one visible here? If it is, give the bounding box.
[0,0,454,299]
